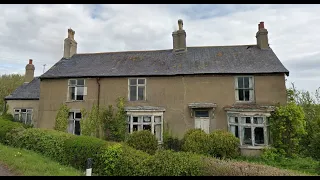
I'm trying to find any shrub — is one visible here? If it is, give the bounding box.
[0,119,24,143]
[0,113,14,122]
[208,130,240,159]
[181,129,210,155]
[143,150,205,176]
[63,135,114,175]
[203,157,304,176]
[54,103,70,132]
[126,130,158,155]
[260,147,285,162]
[163,134,182,152]
[6,128,73,163]
[103,143,150,176]
[269,102,306,157]
[309,133,320,160]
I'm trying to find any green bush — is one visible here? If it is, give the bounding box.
[63,135,114,175]
[163,135,182,152]
[126,130,158,155]
[208,130,240,159]
[0,113,14,122]
[260,147,285,162]
[143,150,205,176]
[6,128,73,163]
[309,133,320,160]
[181,129,210,155]
[0,118,24,143]
[103,143,150,176]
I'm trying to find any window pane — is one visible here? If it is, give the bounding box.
[253,117,263,124]
[21,109,26,112]
[229,116,238,123]
[77,79,84,86]
[76,87,84,100]
[230,125,239,138]
[244,90,250,101]
[254,127,264,145]
[27,109,32,113]
[138,86,145,100]
[129,79,137,85]
[14,109,20,113]
[130,86,137,101]
[195,111,209,117]
[154,124,162,141]
[241,117,251,124]
[243,127,252,145]
[238,77,243,88]
[143,125,151,131]
[138,79,145,85]
[69,112,74,119]
[238,89,244,101]
[69,87,75,100]
[127,116,130,123]
[69,79,76,86]
[75,112,82,119]
[14,114,19,121]
[133,117,138,123]
[21,113,27,123]
[243,77,249,88]
[133,125,138,132]
[26,114,32,125]
[154,116,161,123]
[68,120,74,134]
[74,120,81,135]
[143,116,151,123]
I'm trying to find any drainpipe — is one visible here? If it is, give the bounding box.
[96,78,101,110]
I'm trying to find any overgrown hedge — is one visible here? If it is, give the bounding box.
[0,118,308,176]
[0,118,23,143]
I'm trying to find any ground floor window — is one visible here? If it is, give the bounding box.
[127,112,163,142]
[14,109,32,125]
[228,114,269,146]
[68,111,81,135]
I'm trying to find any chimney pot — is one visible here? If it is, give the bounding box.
[29,59,33,64]
[259,22,265,30]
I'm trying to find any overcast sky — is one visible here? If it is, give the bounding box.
[0,4,319,93]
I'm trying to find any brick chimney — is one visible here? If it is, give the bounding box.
[256,22,269,49]
[25,59,35,83]
[63,28,77,59]
[172,19,187,52]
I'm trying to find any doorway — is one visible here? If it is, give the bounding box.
[194,110,210,133]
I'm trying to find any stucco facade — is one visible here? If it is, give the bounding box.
[38,73,287,138]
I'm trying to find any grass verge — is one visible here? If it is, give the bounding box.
[0,143,83,176]
[236,156,320,175]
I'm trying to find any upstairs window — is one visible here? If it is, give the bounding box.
[235,76,254,102]
[14,109,33,125]
[68,79,85,101]
[129,78,146,101]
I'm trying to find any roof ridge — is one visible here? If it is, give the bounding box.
[75,44,258,55]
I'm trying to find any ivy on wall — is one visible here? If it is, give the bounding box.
[54,103,70,132]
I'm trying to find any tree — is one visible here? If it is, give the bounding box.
[269,102,306,157]
[0,74,25,113]
[80,104,102,138]
[54,103,70,132]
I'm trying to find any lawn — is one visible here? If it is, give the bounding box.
[0,143,83,176]
[236,156,320,175]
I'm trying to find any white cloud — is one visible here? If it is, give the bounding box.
[0,4,319,92]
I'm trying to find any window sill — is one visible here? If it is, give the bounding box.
[65,100,85,103]
[235,101,255,104]
[128,100,147,103]
[239,145,268,150]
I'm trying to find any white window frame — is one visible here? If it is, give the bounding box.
[128,78,147,101]
[227,112,270,147]
[126,111,163,143]
[234,76,254,102]
[67,79,86,101]
[68,110,82,135]
[13,108,33,125]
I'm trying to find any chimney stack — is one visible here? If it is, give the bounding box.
[172,19,187,53]
[63,28,77,59]
[25,59,35,83]
[256,21,269,49]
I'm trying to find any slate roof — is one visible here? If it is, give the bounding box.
[40,45,289,79]
[4,77,40,100]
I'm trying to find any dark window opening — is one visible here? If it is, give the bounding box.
[254,127,264,144]
[195,111,209,117]
[243,128,252,145]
